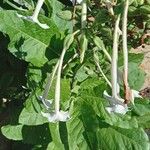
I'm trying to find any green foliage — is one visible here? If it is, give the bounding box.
[0,0,150,149]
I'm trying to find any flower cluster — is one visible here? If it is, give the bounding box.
[103,0,142,115]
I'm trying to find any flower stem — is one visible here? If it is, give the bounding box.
[32,0,45,21]
[81,0,87,29]
[55,48,67,113]
[94,51,112,87]
[42,60,59,100]
[63,53,78,70]
[111,15,120,98]
[122,0,129,101]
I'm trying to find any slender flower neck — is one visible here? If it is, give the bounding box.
[122,0,129,102]
[81,0,87,30]
[32,0,45,21]
[55,48,67,113]
[111,15,120,98]
[42,61,59,100]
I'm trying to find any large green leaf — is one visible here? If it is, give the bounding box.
[128,62,145,90]
[48,123,65,150]
[1,124,51,145]
[97,127,149,150]
[1,125,23,141]
[0,10,59,66]
[19,108,48,125]
[45,0,72,31]
[66,100,90,150]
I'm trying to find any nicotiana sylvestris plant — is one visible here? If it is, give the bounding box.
[103,15,128,115]
[122,0,142,104]
[40,31,79,122]
[17,0,49,29]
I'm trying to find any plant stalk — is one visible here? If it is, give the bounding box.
[55,48,67,113]
[32,0,45,21]
[122,0,129,101]
[42,60,59,100]
[81,0,87,29]
[94,52,112,87]
[111,15,120,98]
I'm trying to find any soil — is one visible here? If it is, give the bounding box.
[131,44,150,97]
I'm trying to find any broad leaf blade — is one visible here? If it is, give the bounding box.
[0,10,59,66]
[97,127,149,150]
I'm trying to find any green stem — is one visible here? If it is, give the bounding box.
[94,51,112,87]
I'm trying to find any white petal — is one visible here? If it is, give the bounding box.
[114,104,128,115]
[130,89,143,105]
[105,104,128,115]
[105,107,113,114]
[132,90,143,98]
[16,13,49,29]
[41,111,70,123]
[39,96,52,110]
[70,0,83,5]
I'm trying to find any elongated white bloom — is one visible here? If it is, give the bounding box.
[17,0,49,29]
[41,32,78,122]
[41,47,70,122]
[122,0,142,103]
[103,15,128,115]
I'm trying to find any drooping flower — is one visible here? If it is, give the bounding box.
[40,32,78,122]
[103,15,128,115]
[122,0,142,104]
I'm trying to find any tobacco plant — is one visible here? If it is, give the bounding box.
[0,0,150,149]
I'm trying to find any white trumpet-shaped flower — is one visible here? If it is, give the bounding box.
[17,0,49,29]
[103,15,128,115]
[41,32,78,122]
[122,0,142,104]
[103,90,128,115]
[41,46,70,122]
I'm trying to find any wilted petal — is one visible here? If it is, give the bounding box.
[16,14,49,29]
[39,96,52,110]
[106,104,128,115]
[130,89,143,104]
[41,111,70,123]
